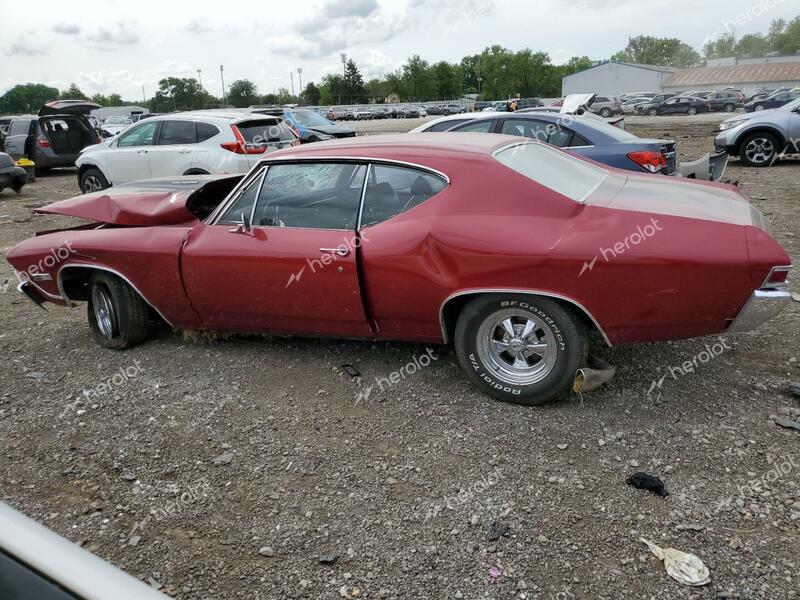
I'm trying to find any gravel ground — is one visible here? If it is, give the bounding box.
[1,114,799,600]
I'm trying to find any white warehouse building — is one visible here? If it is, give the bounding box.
[561,61,675,97]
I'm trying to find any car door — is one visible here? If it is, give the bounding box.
[180,161,372,336]
[105,120,158,184]
[3,119,33,160]
[787,102,800,153]
[148,120,197,178]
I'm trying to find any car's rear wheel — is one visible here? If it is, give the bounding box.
[740,131,780,167]
[755,104,765,112]
[647,108,658,117]
[454,295,587,406]
[724,103,735,112]
[687,107,698,115]
[87,272,150,349]
[600,108,612,118]
[80,168,109,194]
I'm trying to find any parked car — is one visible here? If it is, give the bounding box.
[75,110,299,193]
[100,115,133,137]
[397,105,424,118]
[635,94,674,113]
[3,100,101,172]
[281,109,355,143]
[0,116,13,147]
[705,91,744,112]
[8,134,790,406]
[353,109,373,121]
[622,97,653,115]
[641,96,710,116]
[619,92,656,102]
[409,112,500,132]
[368,107,388,119]
[586,96,621,118]
[745,89,800,112]
[715,96,800,167]
[0,502,168,600]
[440,103,467,115]
[439,112,725,178]
[0,152,27,194]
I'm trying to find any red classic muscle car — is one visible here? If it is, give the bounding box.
[6,134,793,405]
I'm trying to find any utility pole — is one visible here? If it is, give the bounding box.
[220,65,226,107]
[341,53,347,77]
[290,71,294,96]
[141,84,146,104]
[297,68,303,93]
[197,69,202,88]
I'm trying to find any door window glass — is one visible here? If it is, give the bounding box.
[454,120,495,133]
[253,163,366,229]
[117,122,158,147]
[218,169,266,225]
[361,164,446,228]
[157,120,197,145]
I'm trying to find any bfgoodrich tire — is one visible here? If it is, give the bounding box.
[87,272,150,349]
[454,295,587,406]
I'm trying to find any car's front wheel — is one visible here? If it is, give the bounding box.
[87,272,150,349]
[647,108,658,117]
[687,106,698,115]
[454,295,587,406]
[724,103,735,112]
[755,104,765,111]
[600,108,612,118]
[80,168,109,194]
[740,131,780,167]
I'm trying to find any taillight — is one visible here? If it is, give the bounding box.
[221,125,267,155]
[763,266,791,288]
[627,151,667,174]
[36,138,51,148]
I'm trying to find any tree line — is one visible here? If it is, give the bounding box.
[2,15,799,114]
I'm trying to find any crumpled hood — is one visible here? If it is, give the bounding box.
[36,175,242,226]
[306,124,355,137]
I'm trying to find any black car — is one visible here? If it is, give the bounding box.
[705,91,744,112]
[3,100,101,173]
[641,96,710,116]
[0,152,27,194]
[745,90,800,112]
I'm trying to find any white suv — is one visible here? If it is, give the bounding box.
[75,110,299,193]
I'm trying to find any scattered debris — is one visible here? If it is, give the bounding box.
[211,452,234,466]
[147,577,163,590]
[342,364,360,378]
[488,565,502,579]
[791,292,800,303]
[772,415,800,432]
[258,546,274,557]
[319,554,338,565]
[640,538,710,587]
[676,524,705,532]
[789,382,800,397]
[573,355,617,396]
[487,521,509,541]
[128,535,141,547]
[626,472,669,497]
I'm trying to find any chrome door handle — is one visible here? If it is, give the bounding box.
[178,149,193,154]
[136,149,148,154]
[320,247,349,257]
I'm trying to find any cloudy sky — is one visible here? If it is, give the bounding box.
[0,0,795,100]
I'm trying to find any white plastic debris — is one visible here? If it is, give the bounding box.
[640,538,710,587]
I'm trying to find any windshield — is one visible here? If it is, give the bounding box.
[781,97,800,111]
[290,111,332,127]
[105,117,131,124]
[568,115,639,142]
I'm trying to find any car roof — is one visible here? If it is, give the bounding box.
[143,110,282,123]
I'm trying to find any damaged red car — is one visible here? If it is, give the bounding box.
[6,134,793,405]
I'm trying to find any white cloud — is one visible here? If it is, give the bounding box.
[4,40,47,56]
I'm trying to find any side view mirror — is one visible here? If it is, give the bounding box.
[229,212,252,234]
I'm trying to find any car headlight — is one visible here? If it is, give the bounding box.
[719,119,747,131]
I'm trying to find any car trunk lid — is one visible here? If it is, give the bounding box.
[38,100,102,117]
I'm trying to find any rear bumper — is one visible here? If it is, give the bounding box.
[728,288,791,333]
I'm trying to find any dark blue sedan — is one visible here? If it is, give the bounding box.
[437,112,679,176]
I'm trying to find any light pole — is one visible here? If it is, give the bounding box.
[290,71,295,96]
[297,68,303,93]
[477,76,483,98]
[197,69,202,88]
[219,65,226,107]
[340,53,347,105]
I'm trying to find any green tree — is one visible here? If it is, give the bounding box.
[703,33,737,59]
[0,83,60,114]
[301,82,321,106]
[563,56,595,75]
[614,35,701,67]
[274,88,297,106]
[735,34,771,57]
[151,77,207,111]
[401,55,433,101]
[772,16,800,55]
[319,74,346,105]
[227,79,260,108]
[343,59,367,104]
[430,61,460,100]
[59,83,89,100]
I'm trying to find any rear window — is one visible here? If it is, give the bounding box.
[426,118,469,132]
[236,119,296,145]
[196,122,220,142]
[8,119,30,136]
[158,120,196,145]
[494,142,608,203]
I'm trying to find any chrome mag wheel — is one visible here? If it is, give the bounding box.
[92,284,117,339]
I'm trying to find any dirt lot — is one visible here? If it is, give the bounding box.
[1,115,799,600]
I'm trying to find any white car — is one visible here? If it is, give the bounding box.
[100,116,133,137]
[409,112,499,133]
[76,111,299,193]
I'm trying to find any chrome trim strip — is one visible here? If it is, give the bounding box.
[257,156,451,185]
[356,163,372,231]
[762,265,793,289]
[18,276,64,302]
[205,167,265,225]
[16,281,47,310]
[438,288,612,347]
[57,263,174,327]
[247,166,269,228]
